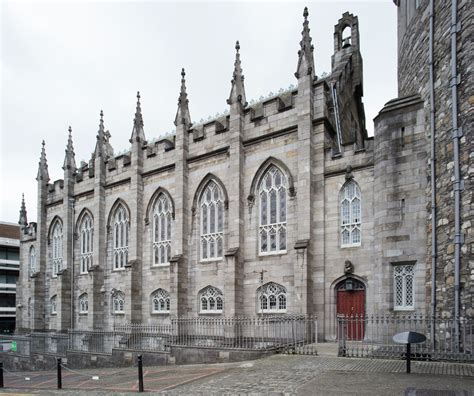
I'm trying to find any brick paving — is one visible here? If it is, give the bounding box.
[0,355,473,395]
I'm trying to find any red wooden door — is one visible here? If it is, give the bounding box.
[337,285,365,340]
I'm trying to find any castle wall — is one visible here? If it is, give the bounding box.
[397,0,473,318]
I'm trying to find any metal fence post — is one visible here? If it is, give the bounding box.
[57,358,62,389]
[137,354,144,392]
[0,362,4,388]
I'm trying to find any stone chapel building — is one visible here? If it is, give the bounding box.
[15,4,470,341]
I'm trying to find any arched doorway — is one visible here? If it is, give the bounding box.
[336,278,365,340]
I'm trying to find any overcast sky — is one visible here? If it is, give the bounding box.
[0,0,397,224]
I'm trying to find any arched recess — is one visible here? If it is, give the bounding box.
[75,208,94,236]
[106,198,131,231]
[144,187,175,224]
[248,157,296,205]
[332,274,366,340]
[47,216,63,244]
[191,173,229,214]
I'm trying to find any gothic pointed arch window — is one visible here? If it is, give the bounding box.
[112,291,125,314]
[153,194,172,266]
[340,180,361,247]
[257,282,287,313]
[80,213,93,274]
[29,246,36,276]
[79,293,89,314]
[51,221,63,278]
[259,166,287,254]
[199,286,223,314]
[200,181,224,261]
[113,205,129,270]
[151,289,170,313]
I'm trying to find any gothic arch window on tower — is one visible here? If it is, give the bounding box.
[113,205,129,270]
[51,221,63,278]
[199,286,223,314]
[200,181,224,261]
[257,282,287,313]
[112,291,125,314]
[80,214,93,274]
[340,180,361,247]
[153,194,172,266]
[259,166,287,254]
[29,246,36,276]
[79,293,88,314]
[50,295,57,315]
[151,289,170,313]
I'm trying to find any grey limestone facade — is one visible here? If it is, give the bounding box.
[15,4,470,341]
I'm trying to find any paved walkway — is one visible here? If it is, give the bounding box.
[0,355,472,395]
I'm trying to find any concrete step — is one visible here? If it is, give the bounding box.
[315,342,338,357]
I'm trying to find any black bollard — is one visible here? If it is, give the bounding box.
[137,355,144,393]
[57,358,62,389]
[406,343,411,374]
[0,362,4,388]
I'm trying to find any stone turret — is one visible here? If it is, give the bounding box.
[130,92,146,144]
[18,193,28,228]
[227,41,247,108]
[36,140,49,183]
[171,68,191,316]
[174,68,192,128]
[91,110,108,329]
[225,40,246,316]
[295,7,316,315]
[63,126,77,172]
[295,7,315,80]
[128,92,145,323]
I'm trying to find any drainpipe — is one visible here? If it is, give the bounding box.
[450,0,462,346]
[428,0,437,349]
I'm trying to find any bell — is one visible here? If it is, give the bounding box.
[342,37,351,48]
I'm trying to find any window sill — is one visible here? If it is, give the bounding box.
[113,312,125,315]
[79,312,88,316]
[151,311,170,315]
[340,244,361,249]
[259,250,287,257]
[199,311,223,315]
[79,272,89,276]
[393,307,415,312]
[200,258,223,264]
[151,263,170,268]
[112,268,126,272]
[51,313,57,316]
[259,310,287,314]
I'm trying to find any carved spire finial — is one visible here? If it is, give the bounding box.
[63,126,77,171]
[295,6,315,79]
[174,68,192,127]
[36,140,50,182]
[130,91,146,143]
[227,40,247,107]
[18,193,28,227]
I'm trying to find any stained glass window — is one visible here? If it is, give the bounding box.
[259,167,287,254]
[153,195,173,266]
[340,181,361,247]
[80,214,93,273]
[200,182,224,260]
[113,205,129,270]
[257,282,286,313]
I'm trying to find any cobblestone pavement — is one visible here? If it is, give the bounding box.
[0,355,473,395]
